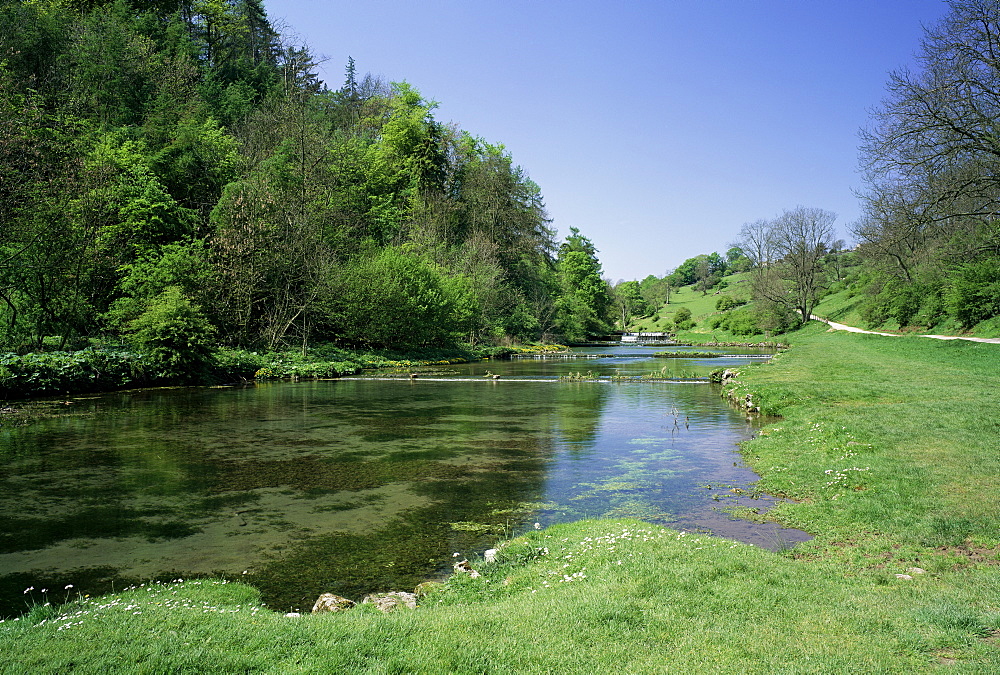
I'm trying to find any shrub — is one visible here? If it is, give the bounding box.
[715,295,745,312]
[0,349,151,398]
[945,256,1000,328]
[328,247,465,348]
[724,308,762,336]
[127,286,217,382]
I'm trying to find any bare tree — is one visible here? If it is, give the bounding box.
[858,0,1000,258]
[739,207,837,323]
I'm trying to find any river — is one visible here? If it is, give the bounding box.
[0,344,809,616]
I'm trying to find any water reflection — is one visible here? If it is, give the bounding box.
[0,346,808,616]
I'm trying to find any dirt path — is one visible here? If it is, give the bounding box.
[810,316,1000,343]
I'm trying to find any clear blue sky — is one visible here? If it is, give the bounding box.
[263,0,950,282]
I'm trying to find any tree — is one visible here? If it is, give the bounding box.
[638,274,670,309]
[612,280,649,330]
[738,207,837,324]
[326,246,461,348]
[60,1,161,126]
[860,0,1000,236]
[857,0,1000,292]
[553,228,612,341]
[670,255,705,287]
[0,0,579,352]
[128,285,217,382]
[945,255,1000,328]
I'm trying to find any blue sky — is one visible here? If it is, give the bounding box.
[263,0,951,282]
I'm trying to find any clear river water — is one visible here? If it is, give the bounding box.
[0,344,810,616]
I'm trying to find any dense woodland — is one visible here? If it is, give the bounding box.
[3,0,999,386]
[0,0,615,369]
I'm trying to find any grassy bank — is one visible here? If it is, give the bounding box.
[2,320,998,671]
[724,322,1000,563]
[2,519,996,672]
[812,286,1000,339]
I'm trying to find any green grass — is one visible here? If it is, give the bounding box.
[810,285,870,328]
[631,276,785,345]
[3,321,999,671]
[3,520,998,673]
[725,322,1000,556]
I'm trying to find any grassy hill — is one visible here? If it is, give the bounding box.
[628,273,783,344]
[629,270,1000,342]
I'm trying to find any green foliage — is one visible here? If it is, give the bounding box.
[672,306,692,324]
[83,131,198,257]
[0,348,151,398]
[150,117,241,220]
[716,307,762,335]
[214,347,360,380]
[127,286,217,381]
[105,240,212,332]
[612,280,649,329]
[637,274,671,309]
[852,2,1000,336]
[554,228,612,341]
[328,247,464,348]
[714,294,741,312]
[856,274,948,331]
[0,0,602,372]
[60,1,162,126]
[945,256,1000,329]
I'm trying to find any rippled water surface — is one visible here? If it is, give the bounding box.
[0,345,809,615]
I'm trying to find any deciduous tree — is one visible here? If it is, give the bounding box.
[738,207,837,324]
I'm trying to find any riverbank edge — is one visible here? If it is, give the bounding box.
[4,322,1000,669]
[714,322,1000,555]
[0,343,569,410]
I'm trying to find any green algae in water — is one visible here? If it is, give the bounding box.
[0,369,778,616]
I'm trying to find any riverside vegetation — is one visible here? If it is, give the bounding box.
[4,0,1000,671]
[2,321,998,672]
[0,0,617,371]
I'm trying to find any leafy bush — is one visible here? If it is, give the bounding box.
[892,284,925,327]
[0,349,151,398]
[214,348,362,380]
[722,308,763,336]
[327,247,466,348]
[127,286,217,382]
[715,295,741,312]
[859,295,891,328]
[945,256,1000,328]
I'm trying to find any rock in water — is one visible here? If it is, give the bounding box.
[361,591,418,612]
[312,593,356,613]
